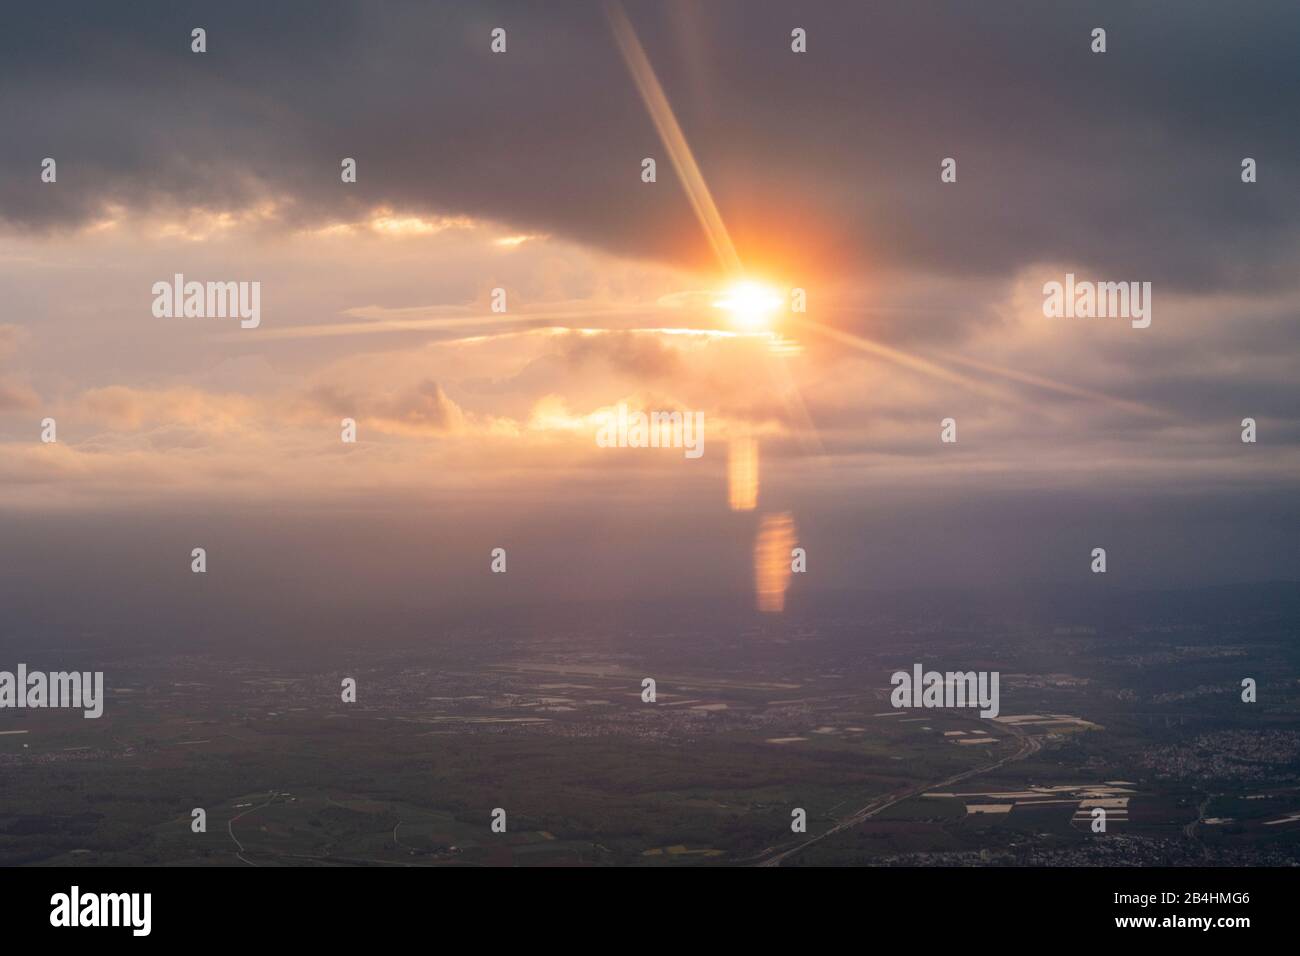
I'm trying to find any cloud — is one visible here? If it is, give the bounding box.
[550,329,683,379]
[0,382,40,412]
[0,2,1295,593]
[330,378,469,436]
[0,324,38,411]
[3,1,1299,293]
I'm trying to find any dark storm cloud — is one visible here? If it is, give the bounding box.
[2,0,1300,291]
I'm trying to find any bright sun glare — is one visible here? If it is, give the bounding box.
[714,280,783,331]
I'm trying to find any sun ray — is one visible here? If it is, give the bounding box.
[606,2,742,276]
[230,307,668,340]
[928,348,1165,418]
[795,316,1014,401]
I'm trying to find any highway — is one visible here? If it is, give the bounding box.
[753,720,1042,867]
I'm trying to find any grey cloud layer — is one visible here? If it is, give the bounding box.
[3,0,1300,293]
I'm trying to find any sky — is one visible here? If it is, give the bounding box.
[0,1,1296,625]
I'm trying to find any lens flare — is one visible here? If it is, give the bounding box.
[727,434,759,511]
[754,512,797,613]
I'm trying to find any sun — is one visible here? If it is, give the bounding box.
[713,280,784,331]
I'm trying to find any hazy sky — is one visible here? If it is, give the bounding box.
[0,1,1296,625]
